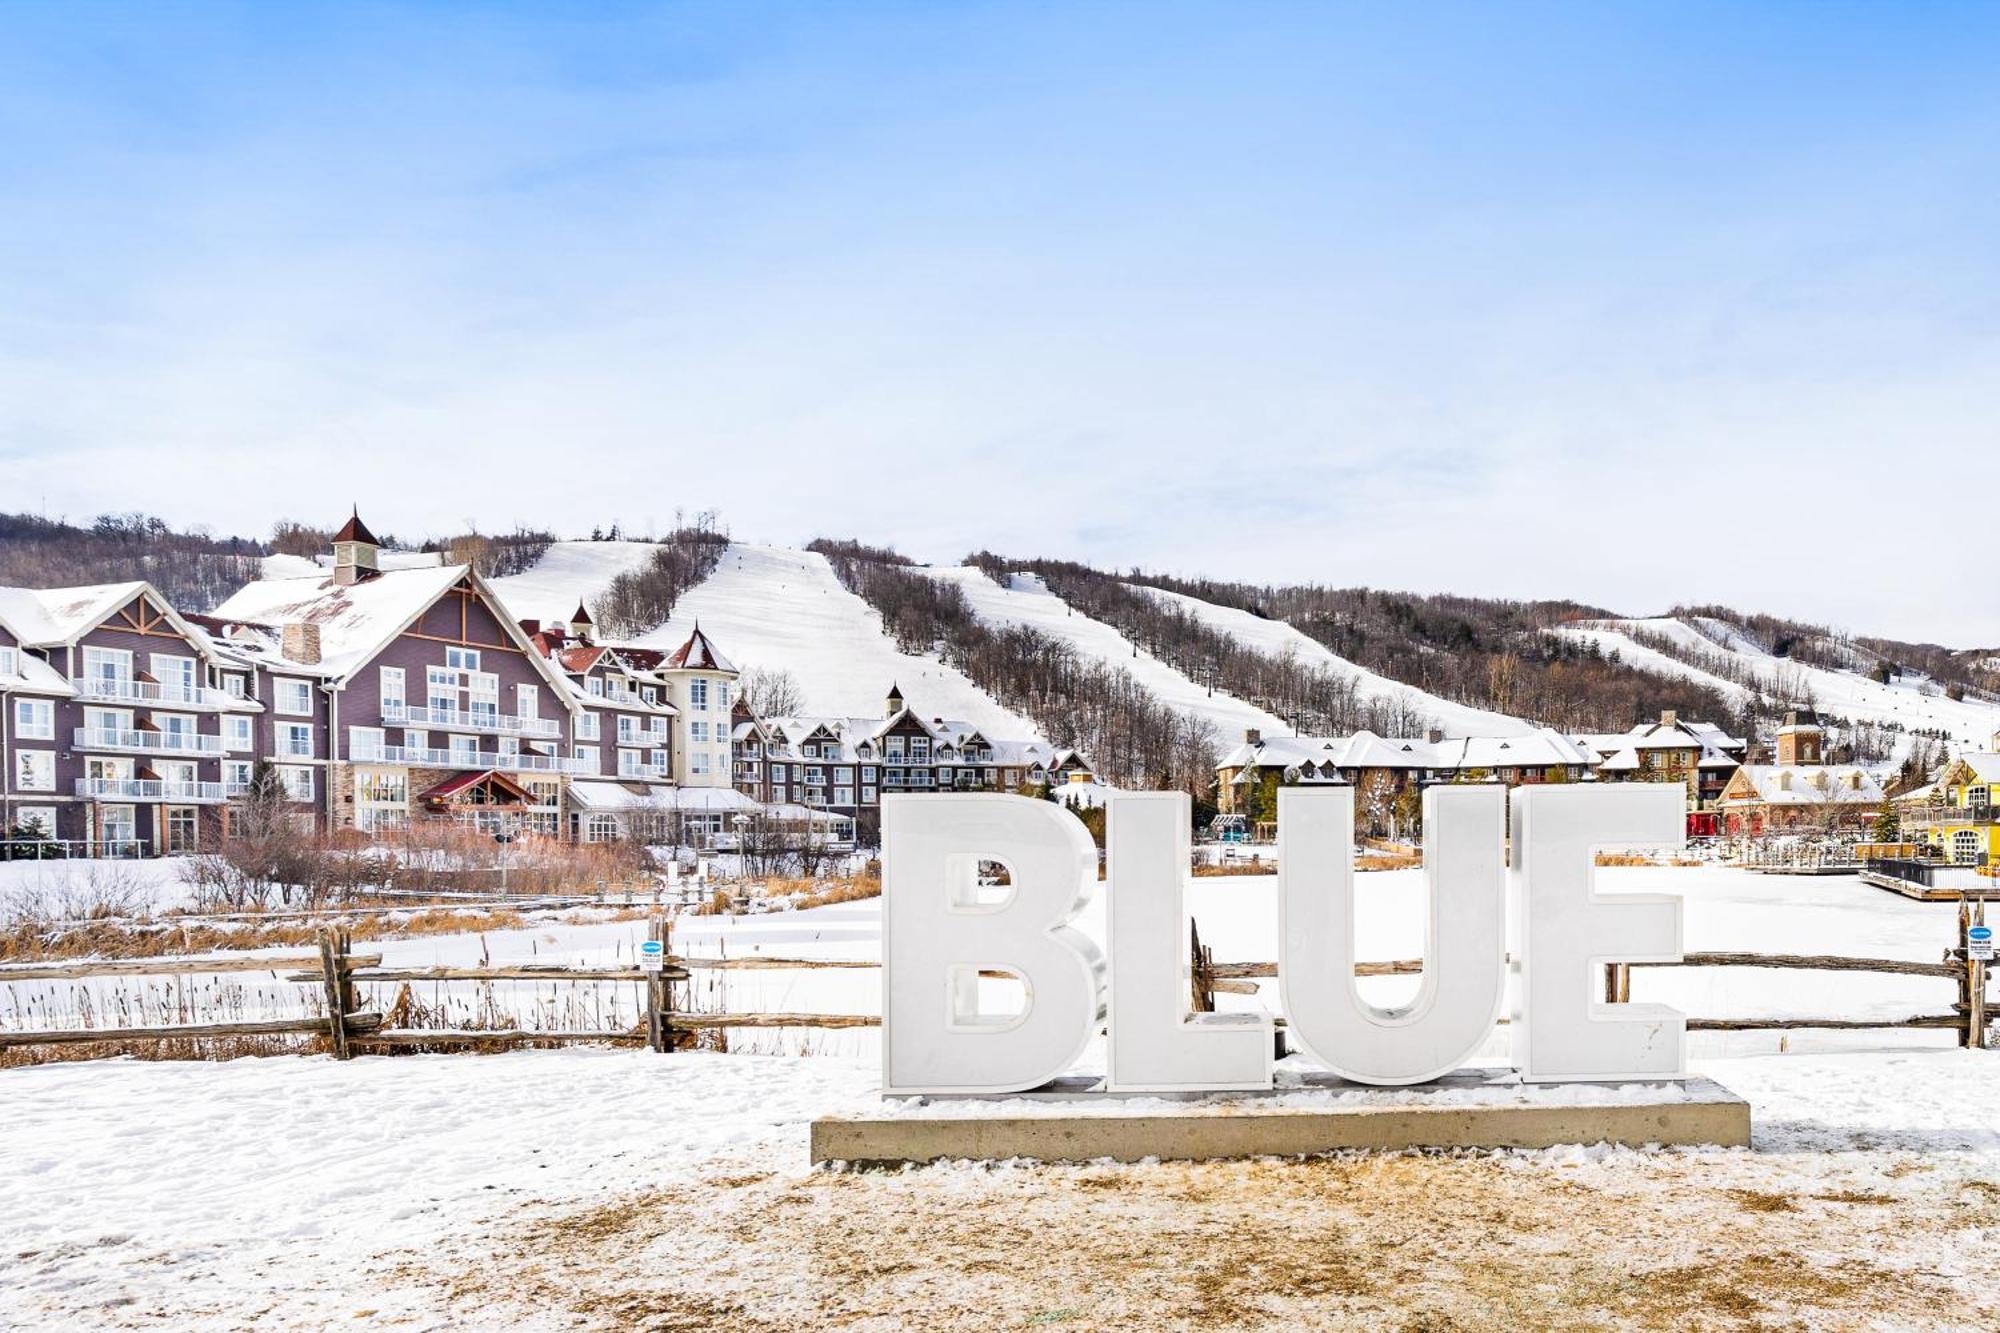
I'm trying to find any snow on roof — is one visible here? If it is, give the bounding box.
[333,509,379,545]
[0,582,149,646]
[758,711,1054,768]
[662,625,735,674]
[1957,753,2000,783]
[1218,728,1590,776]
[0,624,74,697]
[1723,765,1884,806]
[213,564,472,679]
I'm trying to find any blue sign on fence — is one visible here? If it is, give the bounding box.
[640,937,666,972]
[1970,925,1993,962]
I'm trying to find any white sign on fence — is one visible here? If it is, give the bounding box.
[1970,925,1994,963]
[881,785,1688,1095]
[639,939,666,973]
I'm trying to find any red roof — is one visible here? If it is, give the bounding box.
[419,770,535,804]
[333,508,379,545]
[570,600,593,626]
[558,645,607,672]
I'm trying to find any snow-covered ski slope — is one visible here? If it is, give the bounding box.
[1131,583,1535,737]
[1557,618,2000,748]
[487,540,660,626]
[927,567,1294,742]
[636,545,1039,736]
[492,542,1036,734]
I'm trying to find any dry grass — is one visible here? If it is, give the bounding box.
[1595,853,1704,868]
[424,1150,1998,1330]
[0,904,666,964]
[1193,860,1277,876]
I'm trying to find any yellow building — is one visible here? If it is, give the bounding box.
[1904,752,1998,866]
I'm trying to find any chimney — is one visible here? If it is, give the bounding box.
[1660,709,1678,728]
[1426,728,1445,745]
[1244,728,1261,746]
[281,622,322,666]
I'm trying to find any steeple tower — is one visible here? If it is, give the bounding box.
[331,507,380,587]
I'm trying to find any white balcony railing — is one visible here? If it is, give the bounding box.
[75,777,234,803]
[74,728,226,756]
[350,742,594,775]
[380,702,563,739]
[618,762,673,781]
[77,678,239,709]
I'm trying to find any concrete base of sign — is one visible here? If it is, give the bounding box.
[811,1073,1750,1166]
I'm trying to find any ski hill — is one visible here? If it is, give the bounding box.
[926,566,1297,742]
[493,541,1037,736]
[1130,582,1536,737]
[1556,617,2000,749]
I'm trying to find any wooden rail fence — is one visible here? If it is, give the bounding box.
[3,904,1993,1058]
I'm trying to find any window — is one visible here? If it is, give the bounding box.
[82,646,132,685]
[222,673,247,698]
[691,720,709,743]
[716,683,730,711]
[276,723,314,758]
[618,749,644,777]
[910,737,931,762]
[380,666,405,708]
[692,751,710,776]
[14,698,53,740]
[516,684,538,718]
[0,647,16,676]
[834,787,853,807]
[99,805,137,846]
[574,745,599,769]
[1953,830,1982,865]
[450,734,479,763]
[1969,786,1992,810]
[862,766,877,783]
[642,686,657,704]
[770,763,786,781]
[587,677,603,697]
[16,750,54,791]
[279,767,315,801]
[275,678,313,716]
[689,678,710,709]
[225,716,254,752]
[578,711,600,739]
[14,806,56,839]
[224,761,254,792]
[150,654,196,696]
[445,647,481,672]
[862,786,877,805]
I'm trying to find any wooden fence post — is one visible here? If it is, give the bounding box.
[318,928,352,1061]
[1971,899,1988,1052]
[646,916,669,1054]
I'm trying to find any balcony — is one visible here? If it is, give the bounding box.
[77,677,241,710]
[75,777,232,803]
[351,742,594,775]
[618,761,673,781]
[1901,803,1996,827]
[381,702,562,739]
[74,727,226,756]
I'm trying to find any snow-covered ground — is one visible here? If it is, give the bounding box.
[1561,617,2000,749]
[3,863,1997,1328]
[1134,581,1534,737]
[929,566,1289,742]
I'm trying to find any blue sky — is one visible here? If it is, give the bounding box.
[3,2,1998,643]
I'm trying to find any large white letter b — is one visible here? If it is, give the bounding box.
[882,794,1104,1094]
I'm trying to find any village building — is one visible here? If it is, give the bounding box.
[1214,726,1595,829]
[1571,710,1747,815]
[1899,742,1999,867]
[210,513,590,839]
[1714,763,1886,835]
[0,581,266,855]
[731,684,1061,831]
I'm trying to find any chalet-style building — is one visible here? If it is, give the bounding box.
[1570,711,1747,811]
[210,513,588,838]
[0,581,267,854]
[731,684,1061,823]
[1215,726,1594,815]
[1899,743,1998,867]
[1715,764,1885,835]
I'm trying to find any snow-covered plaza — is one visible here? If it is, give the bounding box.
[3,863,1999,1328]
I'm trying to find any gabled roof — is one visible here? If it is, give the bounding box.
[333,508,379,545]
[419,770,534,803]
[213,564,576,702]
[570,600,593,626]
[0,607,75,697]
[662,625,735,673]
[1721,765,1884,806]
[0,582,149,646]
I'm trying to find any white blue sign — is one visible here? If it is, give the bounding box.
[639,938,665,972]
[1969,925,1993,962]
